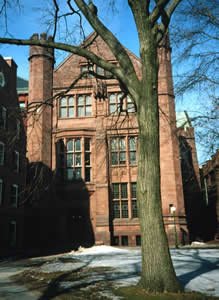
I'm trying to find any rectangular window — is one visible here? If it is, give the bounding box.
[96,66,105,76]
[0,106,6,129]
[81,64,94,78]
[127,95,136,113]
[109,93,124,114]
[136,235,141,246]
[112,183,128,219]
[129,137,137,165]
[10,184,18,208]
[77,95,92,117]
[66,138,82,180]
[0,179,3,205]
[59,96,75,118]
[0,142,5,166]
[85,138,91,182]
[131,182,138,218]
[121,235,128,246]
[9,221,17,247]
[111,137,126,165]
[13,151,19,172]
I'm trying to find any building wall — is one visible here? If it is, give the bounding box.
[0,56,26,256]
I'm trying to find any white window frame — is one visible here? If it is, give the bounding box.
[0,142,5,166]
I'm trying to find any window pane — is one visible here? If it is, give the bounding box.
[75,154,81,166]
[121,183,127,198]
[130,151,136,164]
[85,138,90,151]
[69,107,74,117]
[121,236,128,246]
[112,183,119,199]
[111,138,118,151]
[85,96,91,105]
[77,106,84,117]
[119,138,126,150]
[129,137,136,150]
[131,183,137,198]
[67,140,73,151]
[111,152,118,165]
[85,105,92,116]
[119,152,126,164]
[85,153,90,165]
[132,200,138,218]
[75,139,81,151]
[110,104,117,113]
[78,96,84,106]
[85,167,91,182]
[109,94,116,103]
[67,153,73,167]
[60,97,67,106]
[60,107,67,118]
[136,235,141,246]
[67,168,74,180]
[75,168,81,179]
[113,201,120,218]
[121,200,128,218]
[96,66,105,76]
[68,96,74,106]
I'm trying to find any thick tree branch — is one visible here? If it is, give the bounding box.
[74,0,140,95]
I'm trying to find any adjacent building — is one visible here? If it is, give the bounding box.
[0,56,26,256]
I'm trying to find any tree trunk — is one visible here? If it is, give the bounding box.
[136,30,182,293]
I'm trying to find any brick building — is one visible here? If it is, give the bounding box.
[21,32,187,248]
[201,150,219,240]
[0,56,26,256]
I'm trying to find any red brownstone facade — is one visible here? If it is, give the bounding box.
[24,33,187,247]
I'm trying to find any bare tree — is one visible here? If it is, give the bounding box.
[0,0,183,292]
[171,0,219,160]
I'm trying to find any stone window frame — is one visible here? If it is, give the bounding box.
[110,135,138,166]
[10,184,18,208]
[58,94,92,118]
[0,105,7,129]
[57,137,92,182]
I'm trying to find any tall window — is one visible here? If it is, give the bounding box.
[129,137,137,165]
[59,96,74,118]
[131,182,138,218]
[85,138,91,182]
[111,137,126,165]
[112,183,128,219]
[81,64,94,78]
[0,106,6,129]
[66,138,82,180]
[0,179,3,205]
[77,95,92,117]
[10,184,18,208]
[13,151,19,172]
[127,95,136,113]
[0,142,5,166]
[9,221,17,247]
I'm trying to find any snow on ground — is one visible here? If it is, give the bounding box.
[1,245,218,299]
